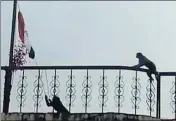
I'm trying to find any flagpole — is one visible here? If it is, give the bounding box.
[3,0,18,114]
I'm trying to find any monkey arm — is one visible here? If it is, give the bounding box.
[45,95,52,107]
[133,64,144,68]
[132,60,145,69]
[132,65,140,70]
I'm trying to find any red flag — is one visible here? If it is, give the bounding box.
[18,11,25,43]
[18,11,35,59]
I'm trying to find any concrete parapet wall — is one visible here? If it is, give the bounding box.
[0,113,174,121]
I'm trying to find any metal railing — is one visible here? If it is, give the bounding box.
[1,65,176,119]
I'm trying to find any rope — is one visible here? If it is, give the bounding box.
[45,69,50,96]
[17,2,50,96]
[34,58,50,96]
[17,3,20,11]
[17,2,45,112]
[16,4,51,107]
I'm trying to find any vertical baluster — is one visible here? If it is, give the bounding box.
[50,69,60,113]
[170,76,176,119]
[33,69,44,113]
[81,69,92,113]
[65,69,76,112]
[53,69,57,96]
[131,71,141,114]
[53,69,57,113]
[174,76,176,119]
[135,71,137,114]
[156,74,161,118]
[102,69,105,113]
[146,76,155,116]
[85,70,89,113]
[16,70,27,113]
[36,69,40,113]
[98,69,108,113]
[118,70,121,113]
[114,70,124,113]
[20,70,24,113]
[69,69,72,112]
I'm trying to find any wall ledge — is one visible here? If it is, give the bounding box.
[1,113,174,121]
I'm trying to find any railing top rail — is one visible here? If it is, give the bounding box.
[1,65,148,72]
[159,72,176,76]
[1,66,176,76]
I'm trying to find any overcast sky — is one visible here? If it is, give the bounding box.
[1,1,176,119]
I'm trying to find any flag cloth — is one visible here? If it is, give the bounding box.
[18,11,35,59]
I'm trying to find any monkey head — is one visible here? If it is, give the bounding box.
[136,52,143,58]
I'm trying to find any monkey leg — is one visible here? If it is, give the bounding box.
[154,72,159,81]
[150,66,159,81]
[147,71,154,81]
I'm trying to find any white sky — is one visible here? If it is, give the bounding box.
[1,1,176,119]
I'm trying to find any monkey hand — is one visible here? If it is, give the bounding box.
[45,95,52,107]
[132,65,138,69]
[48,99,52,103]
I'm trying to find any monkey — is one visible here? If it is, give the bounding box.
[132,52,159,81]
[45,95,70,117]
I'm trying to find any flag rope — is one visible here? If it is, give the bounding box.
[17,2,50,97]
[34,52,50,97]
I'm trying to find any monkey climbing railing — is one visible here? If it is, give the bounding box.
[1,65,176,119]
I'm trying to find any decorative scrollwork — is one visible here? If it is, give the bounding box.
[98,70,108,113]
[33,70,44,112]
[131,71,141,114]
[114,70,124,113]
[81,70,92,113]
[50,70,60,98]
[16,70,28,112]
[65,70,76,112]
[170,80,176,113]
[146,79,155,116]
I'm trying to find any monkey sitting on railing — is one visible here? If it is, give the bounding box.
[132,52,159,81]
[45,95,70,117]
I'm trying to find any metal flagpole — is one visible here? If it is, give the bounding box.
[3,0,18,114]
